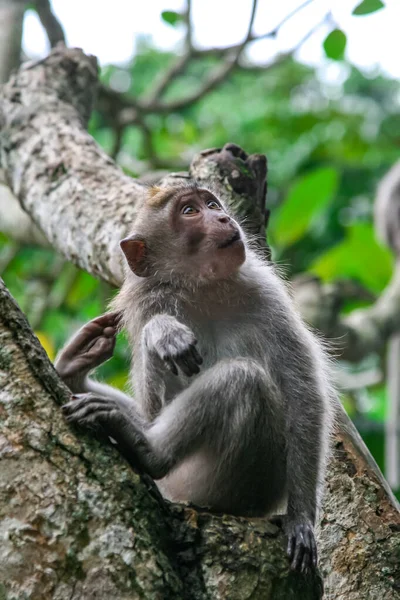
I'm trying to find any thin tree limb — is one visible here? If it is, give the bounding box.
[34,0,66,47]
[144,0,194,104]
[112,3,329,119]
[139,0,258,114]
[194,0,317,57]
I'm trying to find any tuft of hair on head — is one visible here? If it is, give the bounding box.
[146,186,174,208]
[146,181,207,209]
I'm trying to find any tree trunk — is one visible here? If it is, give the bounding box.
[0,46,399,599]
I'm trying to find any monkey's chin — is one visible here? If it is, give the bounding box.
[202,245,246,280]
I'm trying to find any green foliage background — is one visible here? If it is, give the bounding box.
[1,1,399,497]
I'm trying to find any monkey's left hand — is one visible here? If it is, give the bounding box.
[55,312,120,391]
[270,515,318,573]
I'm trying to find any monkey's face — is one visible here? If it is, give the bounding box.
[120,187,246,282]
[168,189,246,280]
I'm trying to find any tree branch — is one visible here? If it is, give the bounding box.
[139,0,258,114]
[34,0,66,47]
[144,0,194,104]
[194,0,317,57]
[0,46,399,599]
[0,47,146,286]
[104,2,328,120]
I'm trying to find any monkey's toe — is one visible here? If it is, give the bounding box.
[63,395,118,426]
[285,521,317,573]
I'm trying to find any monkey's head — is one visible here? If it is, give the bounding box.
[120,184,246,282]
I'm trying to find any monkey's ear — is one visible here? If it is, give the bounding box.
[120,234,151,277]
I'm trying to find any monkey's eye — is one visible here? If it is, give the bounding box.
[207,200,221,210]
[182,205,199,215]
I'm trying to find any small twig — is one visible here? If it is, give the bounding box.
[145,53,193,106]
[98,0,323,121]
[145,0,194,104]
[138,0,258,114]
[194,0,317,57]
[240,12,331,72]
[34,0,66,47]
[111,126,125,160]
[139,118,157,165]
[183,0,193,51]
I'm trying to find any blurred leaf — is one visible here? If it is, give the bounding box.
[365,385,387,422]
[35,331,55,361]
[67,272,99,308]
[323,29,347,60]
[161,10,182,26]
[106,372,129,391]
[352,0,384,16]
[273,167,339,247]
[310,223,393,293]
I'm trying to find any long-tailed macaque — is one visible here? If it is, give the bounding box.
[56,183,336,572]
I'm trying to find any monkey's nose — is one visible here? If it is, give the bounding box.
[217,215,230,224]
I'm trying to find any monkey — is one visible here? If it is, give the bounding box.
[56,183,336,573]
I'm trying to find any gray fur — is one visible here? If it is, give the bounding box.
[60,185,337,570]
[110,244,336,522]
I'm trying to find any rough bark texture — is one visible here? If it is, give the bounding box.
[0,47,146,286]
[0,46,399,599]
[0,278,323,599]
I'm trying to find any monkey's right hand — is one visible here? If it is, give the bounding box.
[55,312,120,391]
[143,314,203,377]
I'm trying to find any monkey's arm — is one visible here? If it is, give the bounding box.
[62,314,204,472]
[282,343,329,572]
[134,314,203,419]
[55,312,131,403]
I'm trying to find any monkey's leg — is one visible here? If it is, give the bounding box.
[62,358,274,479]
[62,361,316,572]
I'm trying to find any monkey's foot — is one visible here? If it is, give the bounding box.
[62,393,129,432]
[269,515,318,573]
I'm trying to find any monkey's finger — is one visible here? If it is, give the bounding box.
[182,351,201,375]
[63,402,116,424]
[62,396,113,416]
[176,354,200,377]
[287,533,295,561]
[308,531,318,568]
[174,356,193,377]
[86,336,116,363]
[291,534,306,571]
[61,326,108,358]
[91,312,122,329]
[164,357,178,376]
[300,546,311,573]
[65,408,113,427]
[191,345,203,365]
[63,314,120,358]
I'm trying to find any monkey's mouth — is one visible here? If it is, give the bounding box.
[218,231,241,249]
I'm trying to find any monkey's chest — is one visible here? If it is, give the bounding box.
[188,314,264,366]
